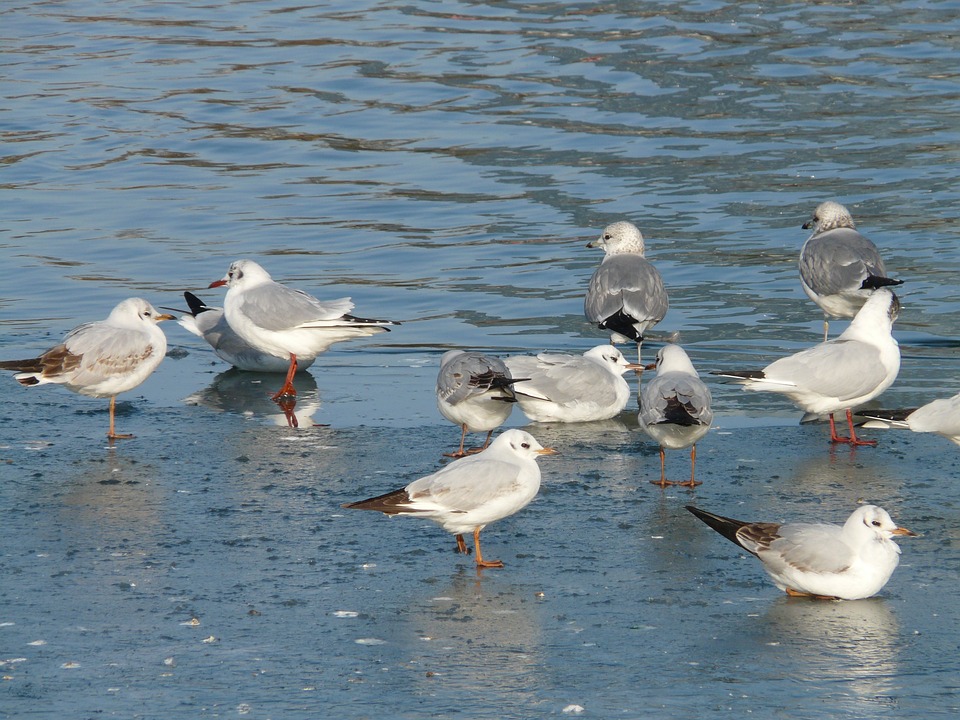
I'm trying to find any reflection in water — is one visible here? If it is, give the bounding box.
[402,569,544,708]
[59,446,164,539]
[184,369,322,428]
[761,598,901,711]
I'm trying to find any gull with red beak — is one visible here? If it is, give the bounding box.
[209,259,398,400]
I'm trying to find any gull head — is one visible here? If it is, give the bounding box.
[587,221,646,256]
[802,200,856,234]
[845,504,917,542]
[209,259,272,290]
[110,298,175,326]
[583,345,644,375]
[487,429,558,460]
[652,343,698,376]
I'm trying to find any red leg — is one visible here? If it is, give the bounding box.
[455,534,470,555]
[271,354,298,400]
[829,410,876,446]
[845,408,877,446]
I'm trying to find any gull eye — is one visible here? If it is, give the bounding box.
[603,234,612,241]
[521,442,530,449]
[871,520,882,527]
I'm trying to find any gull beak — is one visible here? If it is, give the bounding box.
[622,362,645,371]
[643,362,657,371]
[801,219,813,230]
[892,526,918,537]
[208,278,227,288]
[537,447,559,456]
[156,313,176,322]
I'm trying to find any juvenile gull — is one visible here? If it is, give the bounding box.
[209,260,398,399]
[639,345,713,487]
[343,429,557,569]
[437,350,518,457]
[686,504,916,600]
[712,288,900,446]
[584,221,669,362]
[169,291,315,373]
[863,392,960,447]
[0,298,174,439]
[800,200,903,340]
[504,345,642,423]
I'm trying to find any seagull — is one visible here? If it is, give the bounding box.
[504,345,643,423]
[168,291,315,373]
[799,201,903,340]
[686,504,916,600]
[436,350,519,457]
[711,288,900,446]
[208,260,398,399]
[638,344,713,487]
[862,392,960,447]
[0,298,174,439]
[584,221,669,363]
[343,429,557,569]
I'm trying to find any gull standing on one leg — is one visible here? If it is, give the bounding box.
[799,200,903,341]
[584,221,669,367]
[0,298,174,439]
[208,260,398,400]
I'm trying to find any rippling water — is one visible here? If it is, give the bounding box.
[2,1,960,717]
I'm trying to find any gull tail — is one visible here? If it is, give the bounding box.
[686,506,752,548]
[658,397,702,427]
[0,358,45,385]
[342,487,417,515]
[598,310,644,343]
[860,275,904,290]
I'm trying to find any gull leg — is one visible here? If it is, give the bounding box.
[650,446,673,488]
[276,396,300,428]
[473,527,503,569]
[845,408,877,447]
[786,587,840,600]
[106,396,134,440]
[676,444,702,488]
[444,424,470,458]
[829,410,876,446]
[271,354,299,400]
[455,534,471,555]
[822,317,830,343]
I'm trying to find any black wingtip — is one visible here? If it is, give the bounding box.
[860,275,904,290]
[183,291,212,316]
[685,505,750,548]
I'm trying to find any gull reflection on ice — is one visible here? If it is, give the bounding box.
[184,369,322,428]
[761,597,901,709]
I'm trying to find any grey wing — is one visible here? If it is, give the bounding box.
[407,458,525,511]
[766,523,855,574]
[507,354,597,404]
[239,283,354,332]
[799,229,885,296]
[585,255,668,324]
[64,322,156,381]
[640,372,712,426]
[438,353,512,405]
[764,340,886,401]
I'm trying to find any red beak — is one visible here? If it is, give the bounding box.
[208,279,227,288]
